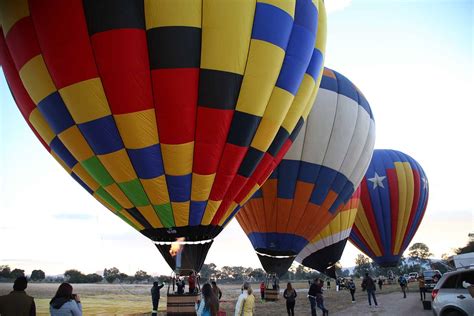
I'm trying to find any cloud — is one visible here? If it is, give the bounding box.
[53,213,95,221]
[325,0,352,13]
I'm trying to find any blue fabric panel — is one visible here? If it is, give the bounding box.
[269,168,278,179]
[78,116,124,155]
[295,0,318,33]
[357,90,374,119]
[319,73,338,92]
[166,174,191,202]
[71,172,94,194]
[334,71,358,104]
[248,232,309,255]
[253,189,263,198]
[189,201,207,226]
[306,48,324,80]
[329,182,354,213]
[37,92,75,134]
[127,144,164,179]
[297,161,321,183]
[277,160,300,199]
[373,254,401,267]
[251,3,294,50]
[349,231,375,259]
[50,136,78,169]
[309,166,337,205]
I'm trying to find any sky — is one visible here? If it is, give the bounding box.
[1,0,473,276]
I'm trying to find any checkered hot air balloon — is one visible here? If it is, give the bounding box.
[0,0,327,272]
[350,149,429,267]
[235,68,376,276]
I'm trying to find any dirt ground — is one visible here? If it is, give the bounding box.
[0,281,429,315]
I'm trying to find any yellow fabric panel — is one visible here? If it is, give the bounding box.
[137,205,163,228]
[51,151,72,173]
[28,108,55,145]
[355,204,383,257]
[315,0,327,55]
[145,0,202,29]
[58,126,94,161]
[236,40,285,116]
[114,109,159,149]
[98,149,136,183]
[218,201,238,226]
[393,162,414,254]
[200,0,255,74]
[311,207,357,244]
[239,184,260,207]
[19,55,56,105]
[251,87,293,152]
[72,164,100,191]
[104,183,133,209]
[0,0,29,35]
[258,0,295,17]
[161,142,193,176]
[59,78,110,124]
[120,210,145,231]
[282,74,314,132]
[191,173,216,201]
[201,200,221,225]
[172,202,190,227]
[141,176,170,205]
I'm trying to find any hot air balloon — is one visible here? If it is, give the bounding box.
[349,149,429,267]
[0,0,327,272]
[235,68,376,276]
[296,187,359,277]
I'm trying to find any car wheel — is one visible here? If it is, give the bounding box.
[443,309,467,316]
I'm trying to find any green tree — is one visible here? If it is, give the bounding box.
[134,270,151,282]
[408,243,433,261]
[249,268,265,280]
[353,254,372,277]
[103,267,120,283]
[0,265,11,278]
[10,268,25,279]
[85,273,103,283]
[30,270,46,281]
[200,263,218,281]
[455,240,474,255]
[64,269,86,283]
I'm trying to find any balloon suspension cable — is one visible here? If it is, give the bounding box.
[255,251,297,259]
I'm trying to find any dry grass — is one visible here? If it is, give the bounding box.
[0,281,410,315]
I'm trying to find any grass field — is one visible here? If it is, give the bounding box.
[0,280,413,315]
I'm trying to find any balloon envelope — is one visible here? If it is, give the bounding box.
[349,149,429,267]
[0,0,327,271]
[236,68,376,276]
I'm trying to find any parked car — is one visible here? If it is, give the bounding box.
[424,269,442,291]
[432,267,474,316]
[409,272,419,282]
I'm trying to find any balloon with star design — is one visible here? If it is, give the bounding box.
[349,149,429,267]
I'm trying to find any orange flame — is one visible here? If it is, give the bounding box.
[169,237,185,257]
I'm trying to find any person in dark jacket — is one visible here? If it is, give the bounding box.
[49,283,82,316]
[308,279,318,316]
[378,278,383,290]
[398,275,408,298]
[0,276,36,316]
[283,282,297,316]
[151,281,164,314]
[361,273,378,307]
[348,279,356,303]
[308,278,328,316]
[177,278,185,294]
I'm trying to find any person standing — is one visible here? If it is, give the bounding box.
[283,282,297,316]
[315,279,329,316]
[326,279,331,290]
[398,275,408,298]
[0,276,36,316]
[378,278,383,290]
[151,281,164,315]
[361,273,378,308]
[235,282,249,316]
[308,278,318,316]
[348,279,356,303]
[189,272,197,294]
[259,282,265,301]
[243,287,255,316]
[49,283,82,316]
[196,283,218,316]
[418,274,427,301]
[336,278,340,292]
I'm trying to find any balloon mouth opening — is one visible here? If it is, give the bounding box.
[153,239,214,246]
[255,251,297,259]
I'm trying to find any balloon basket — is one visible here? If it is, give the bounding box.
[166,293,199,315]
[264,288,280,301]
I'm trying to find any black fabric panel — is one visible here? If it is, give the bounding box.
[227,111,261,147]
[147,27,201,69]
[155,241,213,272]
[141,225,223,242]
[376,259,400,268]
[301,239,348,272]
[198,69,243,110]
[257,253,295,278]
[289,117,305,142]
[83,0,145,35]
[324,265,337,279]
[267,127,290,157]
[238,147,265,178]
[126,207,153,229]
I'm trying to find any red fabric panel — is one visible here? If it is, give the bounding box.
[401,169,420,246]
[152,68,198,144]
[0,29,49,150]
[211,175,247,225]
[352,225,377,259]
[91,29,153,114]
[5,17,40,70]
[193,107,233,174]
[208,144,247,200]
[235,178,257,203]
[29,0,98,89]
[360,178,384,254]
[386,168,399,254]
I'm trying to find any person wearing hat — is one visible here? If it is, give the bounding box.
[0,276,36,315]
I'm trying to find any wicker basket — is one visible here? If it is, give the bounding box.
[167,293,199,315]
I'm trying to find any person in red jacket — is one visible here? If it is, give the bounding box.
[188,272,196,294]
[260,282,265,301]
